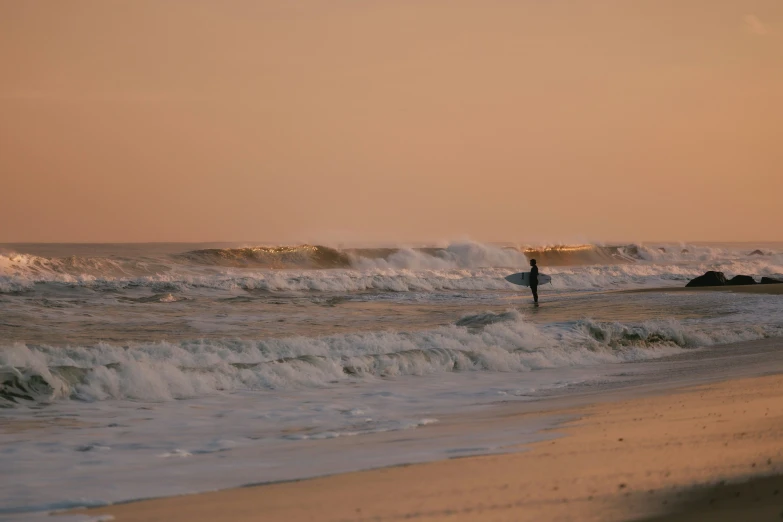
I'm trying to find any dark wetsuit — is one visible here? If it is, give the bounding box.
[530,265,539,303]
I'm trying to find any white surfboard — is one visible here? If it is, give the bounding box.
[505,272,551,287]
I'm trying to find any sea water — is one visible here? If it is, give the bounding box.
[1,241,782,519]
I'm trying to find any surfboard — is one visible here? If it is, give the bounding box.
[505,272,552,287]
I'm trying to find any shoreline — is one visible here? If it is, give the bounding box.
[75,368,783,522]
[620,284,783,295]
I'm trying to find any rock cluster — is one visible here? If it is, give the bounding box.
[685,271,727,287]
[685,272,783,287]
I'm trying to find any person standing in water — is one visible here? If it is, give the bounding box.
[529,258,539,304]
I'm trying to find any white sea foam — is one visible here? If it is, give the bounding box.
[351,242,528,270]
[2,241,781,294]
[3,312,779,407]
[2,244,781,295]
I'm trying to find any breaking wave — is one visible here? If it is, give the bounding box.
[521,244,641,265]
[177,245,354,269]
[178,243,529,270]
[2,242,782,294]
[2,314,776,407]
[177,243,779,269]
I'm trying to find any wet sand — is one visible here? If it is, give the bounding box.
[76,371,783,522]
[0,418,92,435]
[623,284,783,295]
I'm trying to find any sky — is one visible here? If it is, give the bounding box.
[1,1,781,244]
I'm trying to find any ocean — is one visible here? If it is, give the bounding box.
[1,241,782,520]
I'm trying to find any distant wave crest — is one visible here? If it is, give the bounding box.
[2,242,781,294]
[177,245,353,269]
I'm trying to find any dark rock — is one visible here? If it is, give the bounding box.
[686,271,727,287]
[727,275,756,286]
[658,247,667,253]
[760,277,783,285]
[681,249,689,254]
[748,250,765,256]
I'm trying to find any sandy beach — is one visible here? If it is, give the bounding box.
[77,368,783,522]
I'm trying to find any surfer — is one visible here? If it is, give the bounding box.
[529,259,539,304]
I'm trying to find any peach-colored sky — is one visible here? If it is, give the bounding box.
[1,1,781,244]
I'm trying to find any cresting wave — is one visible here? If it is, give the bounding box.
[178,243,529,269]
[1,263,782,295]
[2,242,782,294]
[178,245,353,269]
[175,243,779,269]
[1,313,777,407]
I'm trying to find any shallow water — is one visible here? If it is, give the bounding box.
[1,241,782,519]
